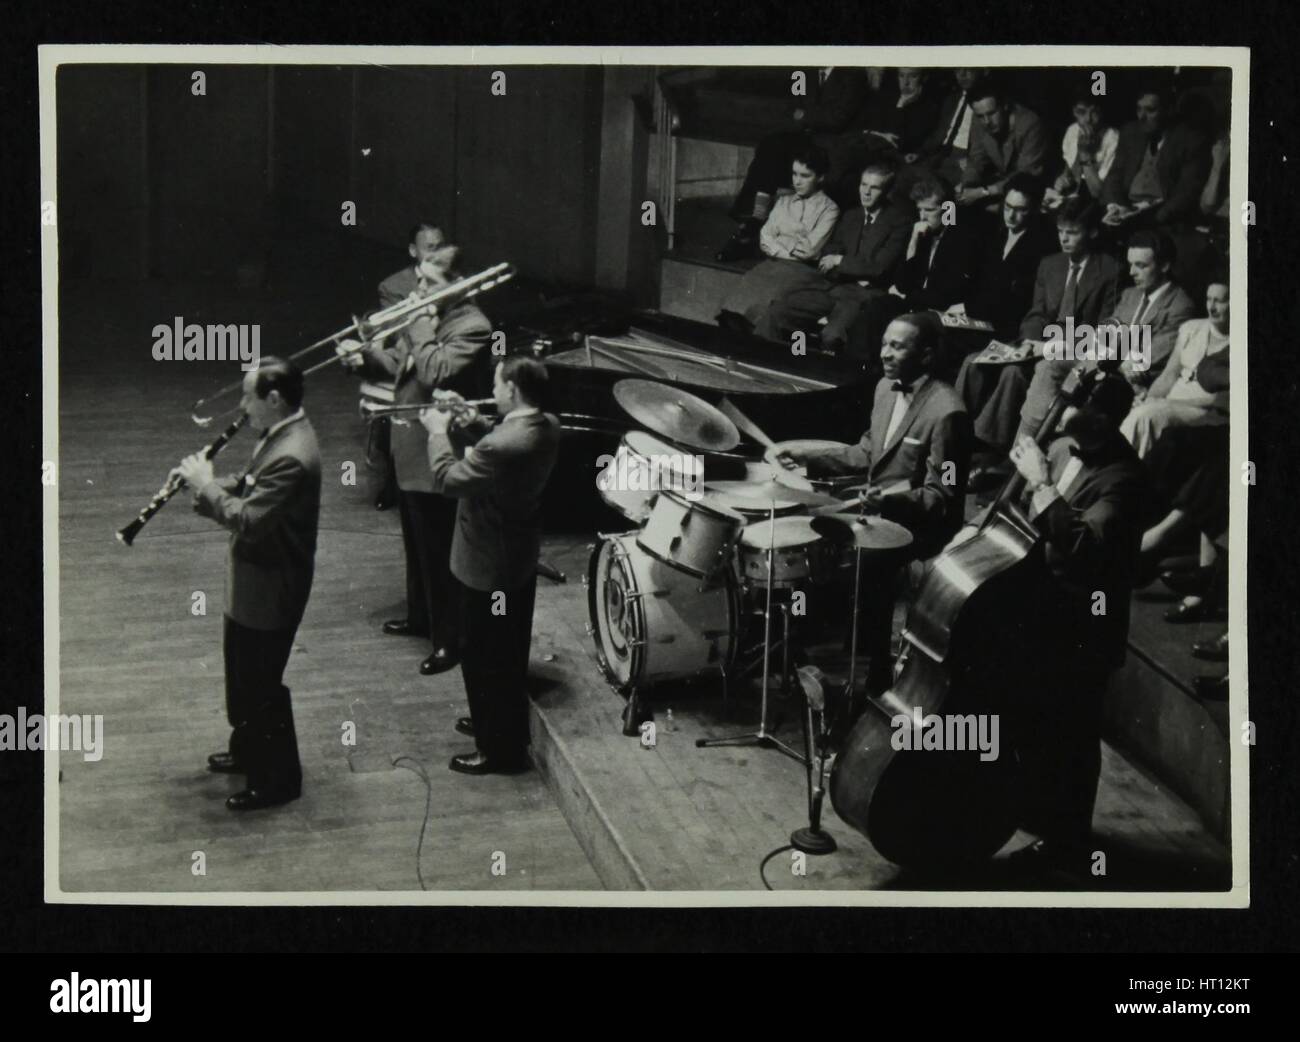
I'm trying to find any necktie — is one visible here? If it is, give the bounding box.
[1059,262,1081,320]
[943,94,968,148]
[891,381,914,394]
[1133,293,1151,326]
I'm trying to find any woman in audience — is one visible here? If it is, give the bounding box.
[717,145,839,340]
[1121,278,1229,457]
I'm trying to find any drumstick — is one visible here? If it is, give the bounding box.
[719,397,775,448]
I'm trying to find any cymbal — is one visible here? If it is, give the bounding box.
[613,379,740,452]
[810,513,914,551]
[704,479,841,510]
[739,517,825,550]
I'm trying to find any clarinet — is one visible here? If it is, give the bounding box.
[116,413,250,546]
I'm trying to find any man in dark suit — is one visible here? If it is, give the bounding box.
[778,312,971,692]
[913,68,987,188]
[1016,228,1197,443]
[368,224,452,511]
[422,357,561,775]
[1003,403,1146,872]
[958,172,1057,341]
[344,245,493,676]
[176,357,321,811]
[955,198,1121,464]
[768,163,913,366]
[1102,84,1211,230]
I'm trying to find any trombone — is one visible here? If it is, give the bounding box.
[359,397,494,424]
[190,262,516,425]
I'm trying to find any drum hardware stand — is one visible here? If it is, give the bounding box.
[791,665,837,854]
[696,504,806,765]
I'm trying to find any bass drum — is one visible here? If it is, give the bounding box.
[587,533,739,692]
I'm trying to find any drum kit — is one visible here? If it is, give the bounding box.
[585,379,912,754]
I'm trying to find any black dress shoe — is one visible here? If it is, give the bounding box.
[1159,565,1216,598]
[226,787,300,811]
[1192,631,1229,662]
[1193,673,1228,701]
[448,752,529,776]
[1006,839,1088,876]
[1164,599,1226,624]
[455,716,475,737]
[968,463,1011,494]
[374,492,397,511]
[383,619,428,637]
[420,647,459,675]
[207,752,244,774]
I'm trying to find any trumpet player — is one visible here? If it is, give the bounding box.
[339,238,494,676]
[173,357,320,811]
[420,357,560,775]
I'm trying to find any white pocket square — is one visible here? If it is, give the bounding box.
[903,436,924,445]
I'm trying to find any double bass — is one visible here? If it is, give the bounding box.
[828,363,1123,867]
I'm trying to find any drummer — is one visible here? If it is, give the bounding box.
[777,312,972,693]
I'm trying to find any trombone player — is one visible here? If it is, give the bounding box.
[339,237,494,676]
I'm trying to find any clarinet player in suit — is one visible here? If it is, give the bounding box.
[420,357,561,775]
[174,357,321,811]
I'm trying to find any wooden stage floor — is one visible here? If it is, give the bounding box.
[52,277,1232,897]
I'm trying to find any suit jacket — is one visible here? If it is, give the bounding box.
[803,377,972,556]
[361,299,492,493]
[962,104,1052,189]
[378,265,419,308]
[1101,121,1211,226]
[871,90,943,155]
[195,414,322,632]
[896,223,980,310]
[799,68,871,134]
[427,410,561,591]
[824,201,913,287]
[1028,435,1146,670]
[965,220,1057,338]
[1105,282,1198,383]
[1019,251,1121,342]
[918,88,971,158]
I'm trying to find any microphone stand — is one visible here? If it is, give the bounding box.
[791,665,837,854]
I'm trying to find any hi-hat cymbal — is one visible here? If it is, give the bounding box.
[613,379,740,452]
[705,479,841,510]
[810,513,914,551]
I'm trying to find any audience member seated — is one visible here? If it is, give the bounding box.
[717,146,840,340]
[951,171,1058,341]
[1045,92,1119,208]
[767,162,912,365]
[955,198,1120,472]
[716,68,869,262]
[956,83,1052,214]
[1016,229,1198,445]
[1121,277,1229,456]
[913,68,987,188]
[1140,419,1230,635]
[1101,81,1211,232]
[856,68,943,167]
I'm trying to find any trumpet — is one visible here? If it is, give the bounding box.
[359,397,494,424]
[190,262,516,425]
[117,413,249,546]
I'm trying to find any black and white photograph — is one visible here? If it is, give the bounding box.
[37,44,1249,905]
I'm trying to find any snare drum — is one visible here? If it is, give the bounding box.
[587,533,739,691]
[737,517,837,589]
[597,430,697,522]
[637,489,745,578]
